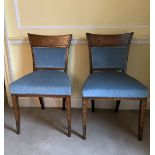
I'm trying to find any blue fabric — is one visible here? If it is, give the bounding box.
[33,47,66,68]
[10,70,71,95]
[91,47,128,69]
[83,72,148,98]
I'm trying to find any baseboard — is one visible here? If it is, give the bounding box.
[9,96,150,110]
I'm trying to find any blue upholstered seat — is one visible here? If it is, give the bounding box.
[83,72,148,98]
[10,70,71,95]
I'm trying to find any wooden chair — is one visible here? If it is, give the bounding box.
[82,32,148,140]
[10,33,72,137]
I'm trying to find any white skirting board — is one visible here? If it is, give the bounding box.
[9,96,150,110]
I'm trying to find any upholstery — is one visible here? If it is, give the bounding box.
[33,47,66,68]
[83,72,148,98]
[91,47,128,69]
[10,70,71,95]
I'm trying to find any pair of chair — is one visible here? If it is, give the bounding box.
[9,32,148,141]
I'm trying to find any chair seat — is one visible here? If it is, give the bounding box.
[83,72,148,98]
[10,70,71,95]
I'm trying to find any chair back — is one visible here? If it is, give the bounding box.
[86,32,133,73]
[28,33,72,73]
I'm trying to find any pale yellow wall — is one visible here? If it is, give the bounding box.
[5,0,150,106]
[5,0,149,38]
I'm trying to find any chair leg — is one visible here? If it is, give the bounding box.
[115,100,121,112]
[66,96,71,137]
[62,98,66,111]
[39,97,45,110]
[91,100,95,112]
[11,95,20,134]
[138,99,147,141]
[82,98,88,140]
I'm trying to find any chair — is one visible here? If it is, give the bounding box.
[10,33,72,137]
[82,32,148,140]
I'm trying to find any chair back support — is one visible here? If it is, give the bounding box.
[28,33,72,72]
[86,32,133,73]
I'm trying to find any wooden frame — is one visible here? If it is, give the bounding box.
[11,33,72,137]
[82,32,147,140]
[86,32,133,73]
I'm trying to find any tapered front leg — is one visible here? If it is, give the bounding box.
[11,95,20,134]
[62,98,66,111]
[66,96,71,137]
[138,99,147,141]
[91,100,95,112]
[39,97,45,110]
[82,98,88,140]
[114,100,120,112]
